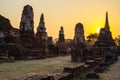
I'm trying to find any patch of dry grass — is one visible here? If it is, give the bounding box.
[100,57,120,80]
[0,55,84,80]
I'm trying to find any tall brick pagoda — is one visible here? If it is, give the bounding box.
[71,23,86,62]
[36,13,49,57]
[19,5,35,46]
[93,12,118,63]
[94,12,116,47]
[56,26,67,55]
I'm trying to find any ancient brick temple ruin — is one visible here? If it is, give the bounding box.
[19,5,49,59]
[35,13,49,58]
[20,5,35,46]
[0,4,119,62]
[56,27,67,55]
[93,12,118,64]
[71,12,118,62]
[71,23,87,62]
[0,4,120,80]
[47,37,58,56]
[0,5,69,59]
[94,12,116,47]
[0,5,50,59]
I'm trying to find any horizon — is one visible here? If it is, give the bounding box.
[0,0,120,39]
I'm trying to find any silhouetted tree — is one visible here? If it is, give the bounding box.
[87,33,98,42]
[54,38,58,44]
[114,36,120,46]
[65,39,73,47]
[65,39,73,43]
[86,33,98,46]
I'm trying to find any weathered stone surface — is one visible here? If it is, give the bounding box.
[0,31,5,39]
[71,23,87,62]
[56,27,67,55]
[74,23,85,45]
[36,13,49,57]
[58,27,65,43]
[93,12,118,69]
[19,5,35,46]
[84,64,90,68]
[63,64,84,77]
[85,60,96,66]
[53,72,72,80]
[94,12,116,47]
[36,13,47,40]
[47,37,54,46]
[0,15,14,40]
[94,63,108,73]
[0,15,12,33]
[47,37,58,56]
[0,15,19,43]
[86,72,100,79]
[24,75,51,80]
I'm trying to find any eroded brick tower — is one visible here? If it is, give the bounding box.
[19,5,35,46]
[36,13,49,57]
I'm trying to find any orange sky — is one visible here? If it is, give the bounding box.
[0,0,120,39]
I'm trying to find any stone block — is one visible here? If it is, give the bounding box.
[53,72,72,80]
[85,60,96,66]
[86,72,100,79]
[63,64,84,77]
[24,75,52,80]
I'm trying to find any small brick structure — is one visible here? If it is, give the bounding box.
[56,27,67,56]
[85,60,96,66]
[24,73,72,80]
[24,75,51,80]
[53,72,72,80]
[63,64,84,77]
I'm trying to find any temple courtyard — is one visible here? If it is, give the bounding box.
[0,55,84,80]
[0,55,119,80]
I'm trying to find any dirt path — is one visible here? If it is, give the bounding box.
[100,57,120,80]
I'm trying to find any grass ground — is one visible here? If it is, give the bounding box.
[0,56,120,80]
[0,55,84,80]
[99,57,120,80]
[79,57,120,80]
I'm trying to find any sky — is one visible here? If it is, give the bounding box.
[0,0,120,39]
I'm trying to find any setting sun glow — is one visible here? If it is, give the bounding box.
[97,27,101,33]
[0,0,120,39]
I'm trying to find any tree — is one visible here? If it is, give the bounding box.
[65,39,73,47]
[86,33,98,46]
[87,33,98,42]
[114,36,120,46]
[54,38,58,44]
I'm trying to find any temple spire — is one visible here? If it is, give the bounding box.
[58,26,65,42]
[37,13,46,32]
[59,26,64,35]
[40,13,44,23]
[104,12,110,30]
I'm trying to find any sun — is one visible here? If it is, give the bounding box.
[97,27,101,33]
